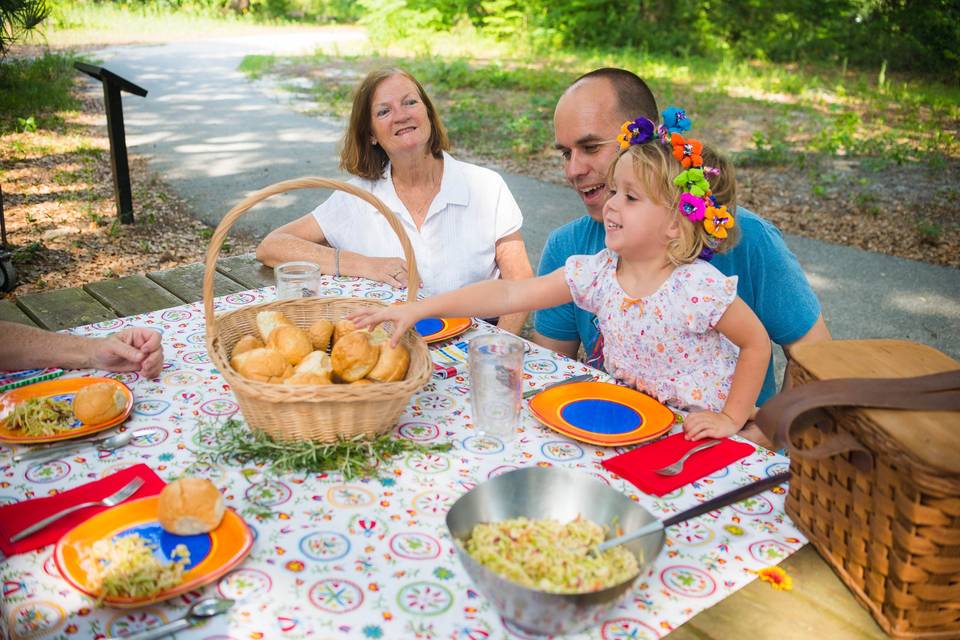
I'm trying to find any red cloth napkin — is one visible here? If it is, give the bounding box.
[602,433,755,496]
[0,463,165,556]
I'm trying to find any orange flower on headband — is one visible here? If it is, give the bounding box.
[671,133,704,169]
[704,205,734,238]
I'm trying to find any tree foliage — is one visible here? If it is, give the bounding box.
[0,0,50,56]
[359,0,960,79]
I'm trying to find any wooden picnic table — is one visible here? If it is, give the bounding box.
[0,253,887,639]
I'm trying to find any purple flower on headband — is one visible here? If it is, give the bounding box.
[698,246,716,261]
[662,106,691,134]
[617,117,656,149]
[679,193,706,221]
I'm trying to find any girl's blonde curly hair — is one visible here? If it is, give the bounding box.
[611,141,739,266]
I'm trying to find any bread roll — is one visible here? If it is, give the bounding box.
[367,342,410,382]
[330,331,379,382]
[307,319,334,351]
[256,310,293,342]
[351,379,374,385]
[267,325,313,366]
[157,477,225,535]
[333,319,358,344]
[73,382,127,425]
[231,348,293,383]
[285,351,332,385]
[232,335,264,358]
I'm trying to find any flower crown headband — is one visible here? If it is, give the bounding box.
[616,106,733,261]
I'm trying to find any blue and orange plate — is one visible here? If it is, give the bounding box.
[415,317,472,344]
[0,377,133,444]
[55,496,253,608]
[528,381,675,447]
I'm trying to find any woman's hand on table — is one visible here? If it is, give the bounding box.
[348,304,422,347]
[87,328,164,379]
[683,410,741,441]
[358,256,408,289]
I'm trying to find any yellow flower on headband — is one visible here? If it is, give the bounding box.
[704,205,734,238]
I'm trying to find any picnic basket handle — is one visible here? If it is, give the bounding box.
[202,177,421,335]
[755,370,960,471]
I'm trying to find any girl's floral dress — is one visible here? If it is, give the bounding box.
[565,249,740,413]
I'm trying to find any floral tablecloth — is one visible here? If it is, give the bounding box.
[0,276,806,640]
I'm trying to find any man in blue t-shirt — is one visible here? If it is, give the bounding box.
[534,68,830,425]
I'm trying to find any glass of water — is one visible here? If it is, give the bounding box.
[274,261,321,300]
[468,333,524,440]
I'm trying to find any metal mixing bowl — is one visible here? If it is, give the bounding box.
[445,466,662,636]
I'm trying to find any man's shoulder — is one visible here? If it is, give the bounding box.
[545,216,604,252]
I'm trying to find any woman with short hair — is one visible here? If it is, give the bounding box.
[256,67,533,333]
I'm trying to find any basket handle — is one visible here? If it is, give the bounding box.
[203,177,422,336]
[755,370,960,471]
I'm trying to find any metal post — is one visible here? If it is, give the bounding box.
[74,63,148,225]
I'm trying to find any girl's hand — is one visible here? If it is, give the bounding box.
[683,411,741,441]
[347,304,421,347]
[361,257,408,289]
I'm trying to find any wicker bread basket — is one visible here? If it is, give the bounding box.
[202,177,432,442]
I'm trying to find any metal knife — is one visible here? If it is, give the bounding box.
[12,431,122,464]
[114,597,235,640]
[522,373,595,400]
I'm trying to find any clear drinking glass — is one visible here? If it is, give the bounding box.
[274,261,321,300]
[468,334,524,440]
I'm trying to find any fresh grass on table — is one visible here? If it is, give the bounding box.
[196,417,452,479]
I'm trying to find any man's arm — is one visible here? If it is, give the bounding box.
[531,331,581,359]
[782,314,831,356]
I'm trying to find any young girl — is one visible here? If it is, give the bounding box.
[350,109,771,441]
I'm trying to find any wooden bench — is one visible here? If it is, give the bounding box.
[0,253,886,639]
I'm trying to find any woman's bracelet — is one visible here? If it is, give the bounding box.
[334,248,341,277]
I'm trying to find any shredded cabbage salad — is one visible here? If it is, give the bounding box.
[79,534,190,603]
[6,397,73,436]
[465,516,639,593]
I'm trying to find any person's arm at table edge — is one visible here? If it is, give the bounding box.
[493,230,534,335]
[0,322,164,378]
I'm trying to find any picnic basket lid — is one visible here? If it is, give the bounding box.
[789,339,960,473]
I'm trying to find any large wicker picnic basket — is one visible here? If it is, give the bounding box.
[756,340,960,639]
[202,177,432,442]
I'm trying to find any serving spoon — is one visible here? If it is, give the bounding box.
[592,471,791,556]
[113,597,235,640]
[12,430,135,464]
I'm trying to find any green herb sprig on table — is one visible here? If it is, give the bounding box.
[196,418,451,480]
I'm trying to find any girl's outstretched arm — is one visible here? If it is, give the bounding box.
[683,297,771,441]
[349,269,572,346]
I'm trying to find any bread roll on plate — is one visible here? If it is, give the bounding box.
[231,348,293,383]
[157,477,225,535]
[267,325,313,366]
[331,331,379,382]
[257,310,293,342]
[73,382,127,425]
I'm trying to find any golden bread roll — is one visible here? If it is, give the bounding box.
[330,331,379,382]
[267,325,313,366]
[232,335,264,358]
[307,319,334,351]
[351,379,374,385]
[157,477,225,535]
[73,382,127,425]
[285,373,333,385]
[369,323,391,345]
[231,348,293,383]
[285,351,333,385]
[333,319,358,344]
[367,342,410,382]
[256,310,293,342]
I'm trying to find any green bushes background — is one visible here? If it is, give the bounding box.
[46,0,960,80]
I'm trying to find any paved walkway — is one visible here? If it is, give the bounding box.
[94,31,960,360]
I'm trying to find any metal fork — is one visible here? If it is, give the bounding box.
[653,440,722,476]
[9,476,145,542]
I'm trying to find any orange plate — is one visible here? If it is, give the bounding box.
[0,377,133,444]
[55,496,253,608]
[414,317,472,344]
[528,381,675,446]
